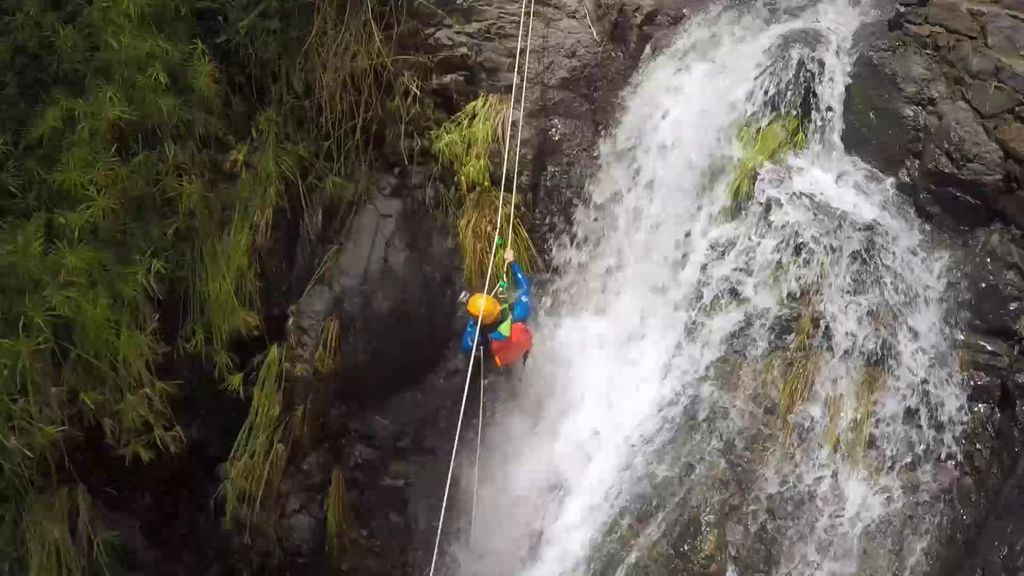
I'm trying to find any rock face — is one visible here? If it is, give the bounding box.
[844,2,1024,573]
[844,0,1024,231]
[281,0,702,573]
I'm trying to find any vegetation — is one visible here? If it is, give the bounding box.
[768,298,821,444]
[325,466,352,567]
[0,0,443,572]
[726,115,806,217]
[432,94,538,289]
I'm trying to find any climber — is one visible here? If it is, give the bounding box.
[460,248,533,367]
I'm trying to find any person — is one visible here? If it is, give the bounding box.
[460,248,533,367]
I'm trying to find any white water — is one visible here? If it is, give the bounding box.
[454,0,965,574]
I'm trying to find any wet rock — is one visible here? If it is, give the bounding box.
[997,58,1024,93]
[959,226,1024,340]
[995,121,1024,161]
[1002,0,1024,12]
[984,10,1024,59]
[947,39,1000,80]
[843,42,935,174]
[921,101,1005,195]
[927,1,982,37]
[967,369,1004,405]
[965,79,1021,117]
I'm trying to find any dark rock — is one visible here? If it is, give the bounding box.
[947,39,1000,80]
[928,185,997,226]
[965,79,1021,116]
[996,120,1024,161]
[959,227,1024,341]
[927,1,983,38]
[921,101,1006,195]
[843,42,937,174]
[997,190,1024,228]
[998,58,1024,92]
[984,10,1024,59]
[1002,0,1024,12]
[966,369,1004,405]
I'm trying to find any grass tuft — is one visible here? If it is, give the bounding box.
[848,366,884,463]
[222,344,294,536]
[726,115,806,217]
[314,315,341,374]
[325,466,352,568]
[431,94,509,200]
[24,485,110,576]
[431,94,538,289]
[458,189,537,290]
[768,298,820,444]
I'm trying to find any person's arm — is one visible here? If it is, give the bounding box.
[505,249,531,322]
[461,318,479,353]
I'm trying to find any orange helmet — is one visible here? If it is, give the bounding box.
[466,293,501,324]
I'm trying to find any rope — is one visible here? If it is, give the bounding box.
[470,353,484,543]
[507,0,537,245]
[426,0,536,570]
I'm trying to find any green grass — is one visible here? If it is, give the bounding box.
[767,298,820,444]
[314,315,342,374]
[431,94,538,289]
[458,189,537,290]
[24,485,110,576]
[726,115,807,217]
[222,345,301,538]
[325,467,351,567]
[848,366,884,464]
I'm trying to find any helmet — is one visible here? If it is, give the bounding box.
[466,293,501,324]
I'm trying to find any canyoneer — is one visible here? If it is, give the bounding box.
[461,248,533,367]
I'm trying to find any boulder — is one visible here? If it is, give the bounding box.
[921,101,1006,194]
[965,79,1021,117]
[996,120,1024,161]
[843,41,938,174]
[946,39,1000,80]
[927,1,983,37]
[984,10,1024,59]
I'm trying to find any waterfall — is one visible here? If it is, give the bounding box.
[455,0,966,573]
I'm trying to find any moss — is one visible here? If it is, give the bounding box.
[726,115,807,218]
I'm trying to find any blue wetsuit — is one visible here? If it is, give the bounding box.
[461,262,532,353]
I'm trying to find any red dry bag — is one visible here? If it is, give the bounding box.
[490,322,533,367]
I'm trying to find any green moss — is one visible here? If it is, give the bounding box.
[726,115,807,218]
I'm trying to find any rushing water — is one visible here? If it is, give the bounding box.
[453,0,966,573]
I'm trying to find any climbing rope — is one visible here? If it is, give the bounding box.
[470,354,484,542]
[426,0,537,570]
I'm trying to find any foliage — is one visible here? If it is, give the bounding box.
[315,316,342,374]
[325,466,352,567]
[767,298,820,443]
[459,189,537,291]
[431,94,538,289]
[222,345,302,538]
[0,0,296,572]
[23,485,110,576]
[310,0,426,171]
[431,94,509,199]
[726,115,806,217]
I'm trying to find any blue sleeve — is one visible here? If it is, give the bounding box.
[461,319,479,353]
[509,262,531,322]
